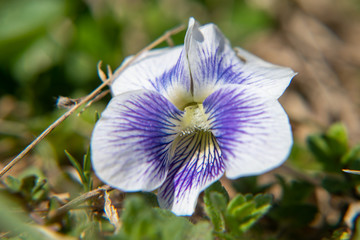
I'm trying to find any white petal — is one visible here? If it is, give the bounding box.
[184,18,295,101]
[111,47,193,109]
[91,90,183,191]
[157,131,225,216]
[234,47,296,99]
[202,84,293,178]
[185,18,242,102]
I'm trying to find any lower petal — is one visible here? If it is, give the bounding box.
[157,131,225,216]
[91,90,182,191]
[203,85,293,178]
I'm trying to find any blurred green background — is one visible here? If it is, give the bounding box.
[1,0,360,239]
[0,0,277,169]
[0,0,273,113]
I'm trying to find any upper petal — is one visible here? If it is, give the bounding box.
[111,47,193,109]
[184,18,295,101]
[234,47,296,99]
[91,90,183,191]
[185,18,242,102]
[203,84,293,178]
[157,131,225,216]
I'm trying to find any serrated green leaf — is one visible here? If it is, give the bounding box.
[225,194,272,235]
[253,194,272,208]
[204,192,226,232]
[119,195,202,240]
[231,201,255,220]
[203,181,229,233]
[227,194,246,214]
[205,181,230,202]
[238,217,258,233]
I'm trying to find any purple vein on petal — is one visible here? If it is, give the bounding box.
[158,130,225,215]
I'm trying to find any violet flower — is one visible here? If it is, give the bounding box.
[91,18,295,215]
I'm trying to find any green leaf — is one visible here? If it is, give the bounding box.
[19,175,37,200]
[206,181,230,202]
[342,144,360,166]
[204,181,228,232]
[188,222,213,240]
[83,146,91,174]
[117,195,213,240]
[231,201,255,220]
[307,135,336,170]
[31,178,47,201]
[227,194,246,214]
[204,191,227,232]
[225,193,272,234]
[83,146,92,191]
[65,149,87,186]
[326,123,348,156]
[307,123,349,172]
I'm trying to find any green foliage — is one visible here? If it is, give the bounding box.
[226,194,272,235]
[112,195,213,240]
[3,174,48,206]
[65,146,93,191]
[1,0,360,238]
[204,181,272,239]
[307,123,349,172]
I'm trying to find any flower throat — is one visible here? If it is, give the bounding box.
[180,103,210,136]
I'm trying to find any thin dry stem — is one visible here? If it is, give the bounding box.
[47,185,113,223]
[77,89,111,116]
[0,24,185,178]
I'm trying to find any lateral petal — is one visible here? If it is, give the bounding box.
[203,85,293,178]
[234,47,296,99]
[111,47,193,109]
[91,90,182,191]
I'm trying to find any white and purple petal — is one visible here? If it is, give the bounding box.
[203,85,292,178]
[233,47,296,99]
[185,18,244,102]
[91,90,183,191]
[111,47,193,109]
[185,18,295,101]
[157,131,225,215]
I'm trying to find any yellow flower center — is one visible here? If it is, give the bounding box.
[180,103,210,136]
